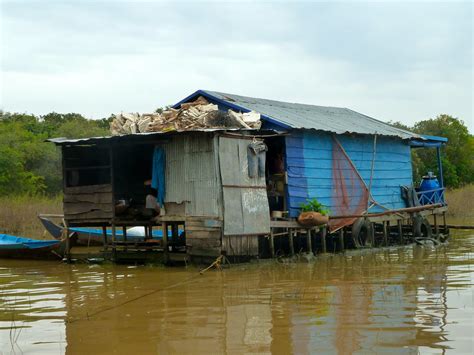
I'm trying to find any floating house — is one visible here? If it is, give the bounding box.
[48,90,448,263]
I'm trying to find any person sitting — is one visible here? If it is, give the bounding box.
[144,179,160,216]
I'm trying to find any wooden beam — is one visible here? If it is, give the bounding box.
[330,204,444,220]
[446,225,474,230]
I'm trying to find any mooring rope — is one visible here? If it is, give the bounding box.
[66,256,225,324]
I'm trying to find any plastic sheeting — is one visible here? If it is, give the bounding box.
[151,147,166,207]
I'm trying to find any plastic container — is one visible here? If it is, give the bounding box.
[419,172,442,204]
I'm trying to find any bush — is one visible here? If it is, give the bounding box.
[300,198,330,215]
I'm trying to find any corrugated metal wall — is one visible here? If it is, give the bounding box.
[164,133,221,217]
[286,130,413,217]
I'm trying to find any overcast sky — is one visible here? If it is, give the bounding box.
[1,1,472,131]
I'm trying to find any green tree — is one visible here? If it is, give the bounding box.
[414,115,473,187]
[391,115,474,188]
[0,111,110,195]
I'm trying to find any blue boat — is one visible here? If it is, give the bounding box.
[39,216,179,246]
[0,234,66,260]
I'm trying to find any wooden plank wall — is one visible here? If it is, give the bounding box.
[222,235,259,257]
[286,131,414,217]
[185,218,222,257]
[64,184,113,221]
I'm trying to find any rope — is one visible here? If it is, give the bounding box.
[199,255,224,274]
[66,255,225,324]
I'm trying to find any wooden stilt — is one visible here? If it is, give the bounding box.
[443,212,447,234]
[102,226,108,251]
[338,228,344,252]
[270,229,275,258]
[122,226,127,251]
[162,222,168,260]
[434,214,439,237]
[171,223,178,248]
[288,228,295,255]
[397,220,403,245]
[65,227,71,263]
[306,229,313,254]
[111,223,117,259]
[321,226,327,253]
[383,221,388,246]
[111,224,116,243]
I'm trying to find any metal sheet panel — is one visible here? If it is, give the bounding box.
[192,90,425,140]
[219,137,270,235]
[164,134,221,217]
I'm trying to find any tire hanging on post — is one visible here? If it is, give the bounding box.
[413,215,432,240]
[351,218,373,248]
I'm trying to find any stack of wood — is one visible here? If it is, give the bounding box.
[110,96,262,135]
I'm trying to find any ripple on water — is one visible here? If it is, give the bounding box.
[0,233,472,354]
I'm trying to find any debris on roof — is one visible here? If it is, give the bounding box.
[110,96,262,135]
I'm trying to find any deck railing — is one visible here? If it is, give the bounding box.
[416,187,446,206]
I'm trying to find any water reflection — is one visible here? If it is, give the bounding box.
[0,233,472,354]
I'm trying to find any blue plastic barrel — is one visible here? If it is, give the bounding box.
[419,172,441,204]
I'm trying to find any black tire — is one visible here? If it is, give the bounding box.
[413,215,432,240]
[352,218,373,248]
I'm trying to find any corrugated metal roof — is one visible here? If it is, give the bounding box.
[47,128,268,145]
[179,90,424,140]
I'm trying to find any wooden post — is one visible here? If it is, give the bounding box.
[338,228,344,252]
[162,222,168,259]
[288,228,295,255]
[122,226,127,251]
[270,228,275,258]
[111,223,117,259]
[383,221,388,246]
[434,214,439,237]
[397,220,403,245]
[102,226,108,251]
[306,229,312,254]
[171,223,178,247]
[65,227,71,263]
[321,226,327,254]
[111,224,116,243]
[443,212,447,234]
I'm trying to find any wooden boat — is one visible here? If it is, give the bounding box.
[39,216,170,246]
[0,234,66,260]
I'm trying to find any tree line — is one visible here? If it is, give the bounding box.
[0,111,112,195]
[0,111,472,196]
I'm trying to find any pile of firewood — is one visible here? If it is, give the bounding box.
[110,96,261,135]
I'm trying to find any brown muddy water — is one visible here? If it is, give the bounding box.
[0,232,473,354]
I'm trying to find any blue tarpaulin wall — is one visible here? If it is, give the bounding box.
[285,131,413,217]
